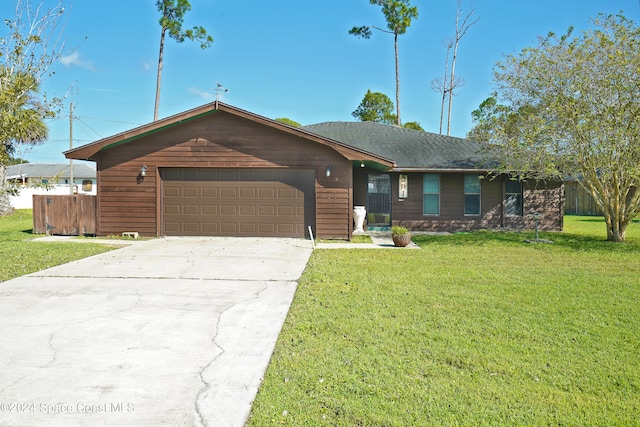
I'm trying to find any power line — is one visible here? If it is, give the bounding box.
[75,118,105,140]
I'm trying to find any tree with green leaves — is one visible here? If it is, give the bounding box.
[0,0,65,215]
[350,0,418,126]
[353,90,424,130]
[275,117,302,127]
[469,14,640,242]
[154,0,213,121]
[7,157,29,165]
[402,121,424,131]
[352,90,397,124]
[467,93,514,143]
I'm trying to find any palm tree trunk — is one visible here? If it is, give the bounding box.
[0,165,12,215]
[154,27,166,122]
[394,32,401,126]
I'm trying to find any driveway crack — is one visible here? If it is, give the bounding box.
[194,281,269,427]
[0,290,143,396]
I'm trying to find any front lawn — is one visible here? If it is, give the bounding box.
[248,216,640,426]
[0,210,116,282]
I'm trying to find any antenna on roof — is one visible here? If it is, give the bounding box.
[215,82,229,102]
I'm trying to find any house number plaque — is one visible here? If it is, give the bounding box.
[399,174,408,198]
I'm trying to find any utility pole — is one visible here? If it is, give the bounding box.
[69,103,74,195]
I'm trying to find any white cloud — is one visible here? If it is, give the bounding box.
[188,87,214,101]
[60,52,96,71]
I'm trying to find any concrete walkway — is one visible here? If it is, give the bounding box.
[0,237,313,427]
[315,231,422,249]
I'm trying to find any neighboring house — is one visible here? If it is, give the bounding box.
[6,163,97,209]
[64,102,563,239]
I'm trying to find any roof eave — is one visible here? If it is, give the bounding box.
[391,167,492,173]
[64,103,224,161]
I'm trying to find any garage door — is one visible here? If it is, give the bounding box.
[161,168,315,237]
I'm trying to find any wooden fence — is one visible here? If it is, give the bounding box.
[33,194,97,235]
[564,182,602,216]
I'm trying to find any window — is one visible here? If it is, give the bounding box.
[423,174,440,215]
[464,175,481,215]
[505,180,523,216]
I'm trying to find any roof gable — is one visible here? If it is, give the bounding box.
[64,102,395,168]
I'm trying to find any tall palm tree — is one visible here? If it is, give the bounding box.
[350,0,419,126]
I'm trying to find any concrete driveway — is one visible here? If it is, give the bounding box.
[0,237,313,426]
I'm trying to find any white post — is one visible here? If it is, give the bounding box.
[308,225,316,249]
[69,103,74,195]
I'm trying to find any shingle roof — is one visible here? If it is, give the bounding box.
[7,163,96,180]
[302,121,493,171]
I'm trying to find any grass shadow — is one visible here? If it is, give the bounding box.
[577,217,608,223]
[412,229,640,254]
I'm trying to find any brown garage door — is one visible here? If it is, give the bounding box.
[161,168,315,237]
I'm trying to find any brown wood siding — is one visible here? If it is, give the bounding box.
[391,173,563,232]
[316,163,353,239]
[94,111,352,239]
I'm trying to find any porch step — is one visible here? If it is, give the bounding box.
[365,226,391,231]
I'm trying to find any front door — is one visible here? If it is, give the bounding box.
[367,173,391,227]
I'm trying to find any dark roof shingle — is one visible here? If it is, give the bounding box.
[302,121,492,170]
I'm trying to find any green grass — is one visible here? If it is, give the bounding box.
[0,209,116,282]
[248,215,640,426]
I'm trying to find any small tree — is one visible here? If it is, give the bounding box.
[352,90,397,124]
[402,121,424,131]
[350,0,418,126]
[445,1,478,136]
[275,117,301,127]
[469,14,640,242]
[467,93,514,143]
[431,37,454,134]
[0,0,66,215]
[431,1,478,135]
[154,0,213,121]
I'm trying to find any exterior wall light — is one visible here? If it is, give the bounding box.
[140,165,147,177]
[360,161,365,168]
[326,166,331,177]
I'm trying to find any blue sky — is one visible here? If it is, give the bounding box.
[3,0,640,163]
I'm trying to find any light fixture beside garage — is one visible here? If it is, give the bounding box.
[140,165,147,177]
[325,166,331,177]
